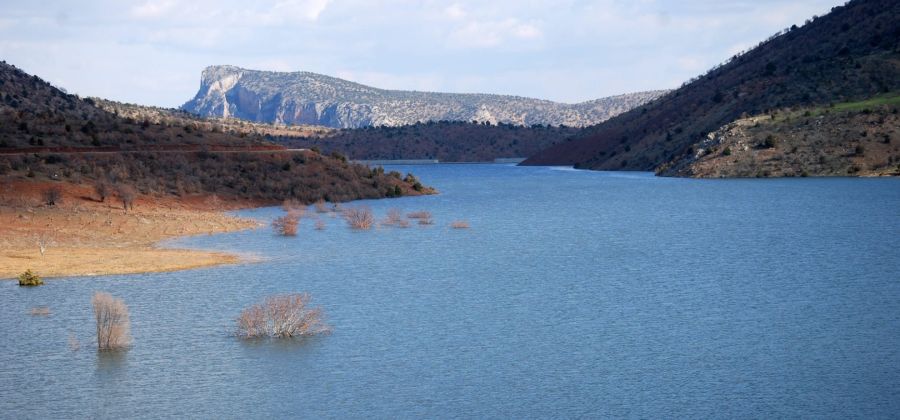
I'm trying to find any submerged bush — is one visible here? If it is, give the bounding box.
[92,291,131,351]
[236,293,331,339]
[408,210,434,225]
[272,212,301,236]
[344,206,374,230]
[17,269,43,286]
[450,220,470,229]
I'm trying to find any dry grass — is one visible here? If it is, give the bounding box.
[236,293,331,339]
[0,180,259,279]
[450,220,470,229]
[92,291,131,351]
[344,206,374,230]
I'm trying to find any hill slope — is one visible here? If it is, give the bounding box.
[278,121,581,162]
[0,61,432,203]
[663,95,900,177]
[522,0,900,176]
[182,65,666,129]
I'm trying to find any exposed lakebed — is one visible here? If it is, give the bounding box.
[2,165,899,418]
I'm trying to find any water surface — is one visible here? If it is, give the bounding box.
[2,165,899,418]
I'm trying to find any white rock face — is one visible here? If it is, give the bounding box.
[182,65,667,128]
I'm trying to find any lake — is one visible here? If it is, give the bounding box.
[2,164,899,418]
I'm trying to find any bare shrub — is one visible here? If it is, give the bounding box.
[206,194,221,207]
[382,208,403,226]
[315,219,326,230]
[42,187,62,206]
[407,210,431,220]
[272,212,300,236]
[67,333,81,351]
[397,219,410,228]
[35,231,54,257]
[92,292,131,351]
[29,306,51,316]
[116,185,136,212]
[409,211,434,225]
[450,220,470,229]
[314,199,328,213]
[236,293,331,339]
[344,206,374,230]
[282,198,304,214]
[95,180,110,203]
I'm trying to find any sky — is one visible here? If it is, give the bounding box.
[0,0,844,108]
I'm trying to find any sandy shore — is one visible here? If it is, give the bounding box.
[0,180,262,280]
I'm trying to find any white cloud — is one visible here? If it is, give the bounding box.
[130,0,330,24]
[448,18,543,49]
[262,0,331,24]
[445,3,466,20]
[130,0,178,19]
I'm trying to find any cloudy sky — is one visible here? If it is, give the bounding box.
[0,0,842,107]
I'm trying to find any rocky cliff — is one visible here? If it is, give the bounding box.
[182,65,666,128]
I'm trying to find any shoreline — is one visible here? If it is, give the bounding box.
[0,180,263,280]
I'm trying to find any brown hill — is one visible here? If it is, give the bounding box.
[522,0,900,176]
[0,61,433,204]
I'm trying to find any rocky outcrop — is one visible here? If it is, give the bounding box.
[182,65,666,128]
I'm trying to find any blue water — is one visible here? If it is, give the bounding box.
[2,165,900,418]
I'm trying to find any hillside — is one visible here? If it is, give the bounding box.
[660,95,900,177]
[279,121,581,162]
[0,61,433,204]
[91,99,576,162]
[93,98,333,139]
[182,65,666,129]
[522,0,900,177]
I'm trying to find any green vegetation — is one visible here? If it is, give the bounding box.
[17,269,43,286]
[833,93,900,112]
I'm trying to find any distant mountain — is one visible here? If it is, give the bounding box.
[522,0,900,177]
[182,65,666,129]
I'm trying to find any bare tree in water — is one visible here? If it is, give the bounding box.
[92,292,131,351]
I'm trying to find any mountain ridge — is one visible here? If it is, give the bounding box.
[182,65,667,128]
